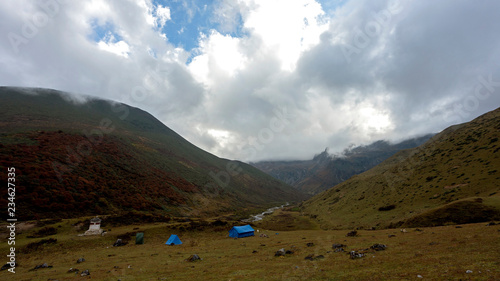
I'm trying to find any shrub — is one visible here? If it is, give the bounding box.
[378,205,396,211]
[27,226,57,238]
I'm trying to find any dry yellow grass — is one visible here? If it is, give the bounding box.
[1,216,499,281]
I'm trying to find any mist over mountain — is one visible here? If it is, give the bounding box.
[252,135,433,195]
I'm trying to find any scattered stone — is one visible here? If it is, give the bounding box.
[186,254,202,262]
[285,250,294,255]
[417,275,423,278]
[33,263,52,270]
[260,244,266,247]
[305,254,325,261]
[113,239,127,247]
[334,248,345,253]
[77,258,85,263]
[67,268,79,274]
[80,269,90,276]
[415,229,423,232]
[370,244,387,251]
[346,230,358,237]
[252,250,258,254]
[486,222,497,226]
[1,262,17,271]
[332,243,346,249]
[275,248,286,257]
[466,270,473,274]
[349,250,366,259]
[455,225,463,228]
[259,234,269,238]
[388,234,396,238]
[306,242,314,247]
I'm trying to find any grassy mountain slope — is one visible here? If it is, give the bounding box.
[0,87,306,220]
[301,107,500,229]
[252,136,432,195]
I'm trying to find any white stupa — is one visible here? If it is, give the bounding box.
[84,216,103,235]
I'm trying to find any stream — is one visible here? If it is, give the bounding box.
[241,202,289,223]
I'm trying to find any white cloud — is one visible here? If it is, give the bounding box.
[1,0,499,162]
[97,32,130,58]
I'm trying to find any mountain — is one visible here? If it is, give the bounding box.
[0,87,307,220]
[301,107,500,229]
[252,135,433,195]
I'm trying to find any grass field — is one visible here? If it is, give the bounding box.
[1,213,499,280]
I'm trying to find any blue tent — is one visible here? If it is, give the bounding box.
[165,234,182,245]
[229,225,255,238]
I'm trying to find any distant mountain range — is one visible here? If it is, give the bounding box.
[301,107,500,229]
[0,87,307,220]
[252,135,433,195]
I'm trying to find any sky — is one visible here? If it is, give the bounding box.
[1,0,499,162]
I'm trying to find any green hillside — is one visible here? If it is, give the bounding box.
[301,107,500,229]
[0,87,306,220]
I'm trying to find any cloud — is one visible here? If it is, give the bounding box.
[0,0,499,162]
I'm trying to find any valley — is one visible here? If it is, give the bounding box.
[0,212,498,280]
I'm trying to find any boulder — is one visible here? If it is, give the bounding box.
[275,248,286,257]
[186,254,202,262]
[346,230,358,237]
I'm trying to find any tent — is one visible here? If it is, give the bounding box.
[135,232,144,244]
[229,225,255,238]
[165,234,182,245]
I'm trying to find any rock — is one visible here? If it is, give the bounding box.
[304,254,324,261]
[77,258,85,263]
[334,248,345,252]
[332,243,346,249]
[346,230,358,237]
[466,270,473,274]
[306,242,314,247]
[252,250,258,253]
[259,234,269,238]
[304,254,315,260]
[275,248,286,257]
[349,251,366,259]
[370,244,387,251]
[80,269,90,276]
[388,234,396,238]
[33,263,53,270]
[1,262,17,271]
[285,250,294,255]
[67,268,79,273]
[113,239,127,247]
[186,254,202,262]
[417,275,423,278]
[486,222,496,226]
